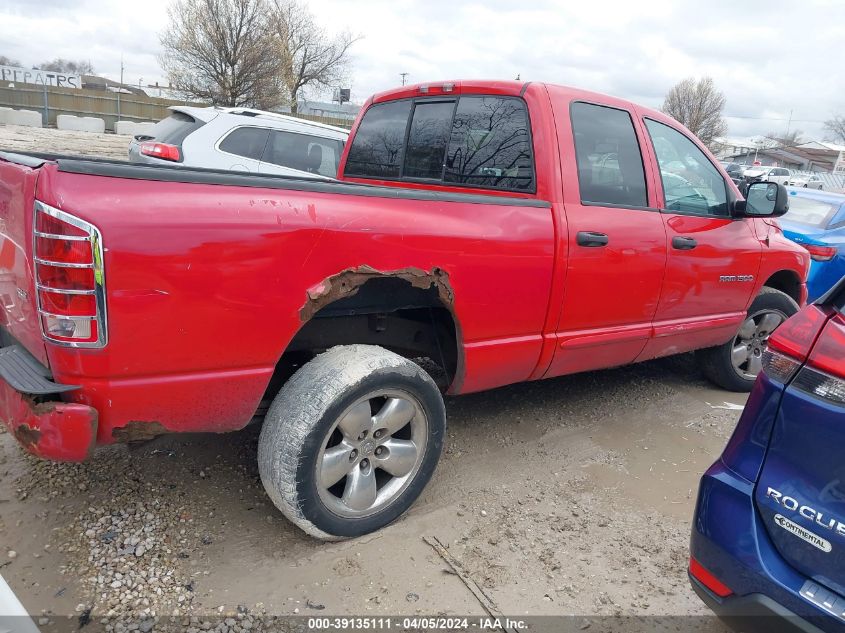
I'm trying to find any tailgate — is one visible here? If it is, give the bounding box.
[0,154,49,366]
[755,302,845,596]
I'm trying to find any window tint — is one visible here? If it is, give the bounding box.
[345,100,413,178]
[645,120,728,216]
[403,101,454,180]
[263,130,344,177]
[218,127,270,161]
[570,102,647,207]
[444,97,534,191]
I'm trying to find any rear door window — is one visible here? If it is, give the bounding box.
[345,100,413,178]
[218,127,271,161]
[645,119,728,216]
[570,102,648,207]
[263,130,344,177]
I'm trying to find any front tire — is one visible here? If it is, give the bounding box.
[258,345,446,540]
[697,288,798,392]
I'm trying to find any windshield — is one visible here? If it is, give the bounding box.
[783,195,839,228]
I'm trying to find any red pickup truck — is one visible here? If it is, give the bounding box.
[0,80,808,538]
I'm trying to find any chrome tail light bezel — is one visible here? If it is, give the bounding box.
[33,201,108,348]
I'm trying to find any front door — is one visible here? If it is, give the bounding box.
[545,99,667,377]
[636,115,762,361]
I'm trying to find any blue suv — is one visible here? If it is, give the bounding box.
[690,275,845,632]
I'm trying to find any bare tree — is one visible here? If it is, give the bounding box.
[0,55,21,67]
[159,0,283,108]
[824,116,845,144]
[267,0,359,112]
[662,77,728,149]
[37,58,95,75]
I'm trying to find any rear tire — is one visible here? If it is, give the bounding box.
[697,288,798,392]
[258,345,446,540]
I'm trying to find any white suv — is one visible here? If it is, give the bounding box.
[128,107,349,179]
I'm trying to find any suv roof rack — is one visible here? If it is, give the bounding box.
[220,107,350,134]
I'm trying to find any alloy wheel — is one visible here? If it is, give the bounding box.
[731,309,786,380]
[315,390,428,518]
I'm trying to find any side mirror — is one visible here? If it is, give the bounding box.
[733,182,789,218]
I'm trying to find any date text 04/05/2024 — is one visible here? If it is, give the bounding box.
[307,617,527,630]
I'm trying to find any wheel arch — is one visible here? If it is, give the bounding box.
[762,269,803,304]
[264,267,464,413]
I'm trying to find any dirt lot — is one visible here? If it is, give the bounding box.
[0,127,735,631]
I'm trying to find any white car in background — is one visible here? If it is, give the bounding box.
[789,173,824,189]
[128,107,349,179]
[741,165,792,187]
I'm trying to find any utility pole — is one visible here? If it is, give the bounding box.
[785,108,793,140]
[400,72,409,86]
[117,55,124,122]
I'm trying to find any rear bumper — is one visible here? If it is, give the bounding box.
[691,575,825,633]
[691,461,845,632]
[806,259,845,303]
[0,344,97,461]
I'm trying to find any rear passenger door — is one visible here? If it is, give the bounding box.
[545,100,667,378]
[636,116,761,361]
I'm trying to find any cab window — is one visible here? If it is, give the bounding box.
[645,120,729,217]
[443,97,534,191]
[403,101,455,180]
[345,100,413,179]
[344,95,535,192]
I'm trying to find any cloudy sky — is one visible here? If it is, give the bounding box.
[2,0,843,140]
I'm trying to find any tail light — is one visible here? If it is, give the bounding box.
[761,305,830,384]
[139,141,181,162]
[794,314,845,405]
[792,368,845,406]
[802,244,837,262]
[760,349,802,384]
[33,202,107,347]
[766,305,829,361]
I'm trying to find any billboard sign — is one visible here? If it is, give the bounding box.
[333,88,351,104]
[0,65,82,89]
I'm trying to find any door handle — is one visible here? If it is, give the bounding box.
[672,236,698,250]
[576,231,609,247]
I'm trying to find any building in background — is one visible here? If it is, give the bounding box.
[713,136,761,160]
[722,140,845,173]
[281,100,360,122]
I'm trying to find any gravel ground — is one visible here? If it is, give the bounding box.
[0,127,735,632]
[2,356,737,633]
